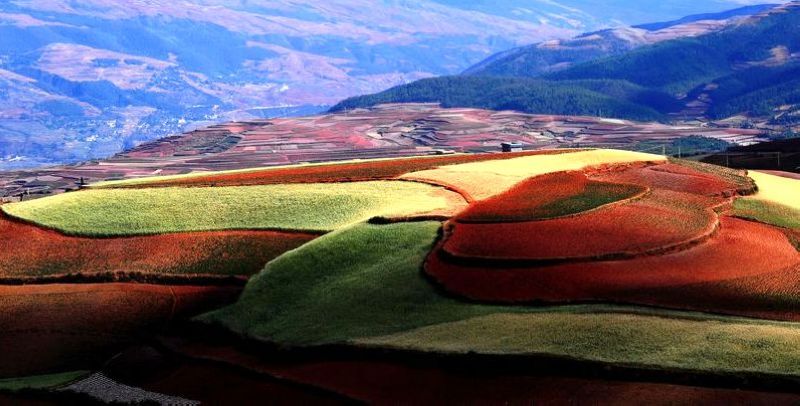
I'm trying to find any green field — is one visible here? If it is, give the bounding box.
[2,181,457,236]
[202,220,800,377]
[357,312,800,376]
[198,221,518,344]
[0,371,88,392]
[733,198,800,230]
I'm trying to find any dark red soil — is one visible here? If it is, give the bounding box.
[443,189,718,262]
[159,338,800,405]
[0,283,241,377]
[428,217,800,318]
[0,214,316,280]
[456,171,646,223]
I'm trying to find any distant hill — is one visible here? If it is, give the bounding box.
[330,76,677,121]
[464,5,774,78]
[333,2,800,123]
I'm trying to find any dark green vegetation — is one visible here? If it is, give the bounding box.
[331,77,675,121]
[0,371,88,392]
[333,4,800,121]
[198,222,518,344]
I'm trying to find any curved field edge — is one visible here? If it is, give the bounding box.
[733,199,800,231]
[353,312,800,378]
[456,172,649,223]
[0,371,89,392]
[399,149,666,200]
[197,221,800,381]
[0,214,317,279]
[1,181,463,237]
[197,221,522,345]
[89,150,585,189]
[746,171,800,211]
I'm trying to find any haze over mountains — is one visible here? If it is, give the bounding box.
[335,2,800,126]
[0,0,791,169]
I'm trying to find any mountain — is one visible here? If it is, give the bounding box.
[0,0,791,170]
[333,2,800,124]
[464,5,775,78]
[0,0,574,170]
[330,76,679,121]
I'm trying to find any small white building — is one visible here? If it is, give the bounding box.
[501,142,523,153]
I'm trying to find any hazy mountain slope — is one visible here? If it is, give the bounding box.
[330,77,675,121]
[548,3,800,94]
[0,0,574,170]
[0,0,792,169]
[334,2,800,122]
[464,5,774,78]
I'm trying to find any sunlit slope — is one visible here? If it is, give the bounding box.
[733,171,800,230]
[2,181,465,236]
[400,149,665,200]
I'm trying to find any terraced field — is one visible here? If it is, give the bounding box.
[2,147,799,402]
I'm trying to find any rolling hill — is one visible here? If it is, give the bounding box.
[463,4,775,78]
[333,2,800,123]
[2,147,799,402]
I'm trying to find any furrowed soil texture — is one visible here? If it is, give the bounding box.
[0,214,316,279]
[456,171,646,223]
[425,162,800,319]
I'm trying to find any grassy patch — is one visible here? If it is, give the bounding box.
[733,198,800,230]
[2,181,457,236]
[535,182,644,219]
[0,371,88,392]
[356,313,800,376]
[197,222,519,345]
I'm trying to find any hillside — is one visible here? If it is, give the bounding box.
[333,2,800,123]
[331,77,680,121]
[2,147,799,402]
[464,5,773,78]
[0,104,766,200]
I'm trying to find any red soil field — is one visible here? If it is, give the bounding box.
[427,217,800,319]
[443,163,741,262]
[110,150,576,189]
[164,338,800,405]
[0,214,316,280]
[443,189,718,262]
[595,163,742,197]
[456,171,646,223]
[0,283,242,377]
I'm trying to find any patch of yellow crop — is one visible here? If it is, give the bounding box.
[749,171,800,211]
[355,312,800,376]
[401,149,665,200]
[2,180,464,236]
